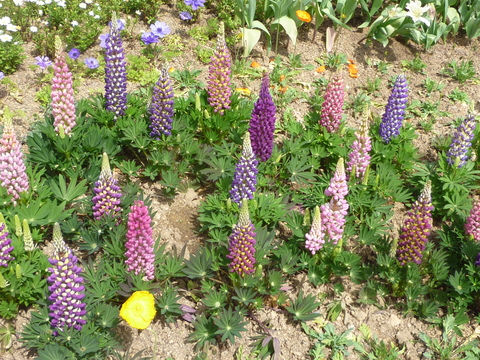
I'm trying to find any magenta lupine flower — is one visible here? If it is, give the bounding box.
[396,181,433,265]
[321,158,349,245]
[92,153,122,220]
[346,114,372,181]
[249,73,277,162]
[207,22,232,115]
[47,223,87,335]
[125,200,155,281]
[230,132,258,205]
[320,75,345,133]
[379,74,408,143]
[105,13,128,120]
[227,199,256,276]
[0,114,29,204]
[465,198,480,242]
[305,206,325,255]
[446,115,476,168]
[0,219,14,267]
[51,38,76,137]
[149,69,174,138]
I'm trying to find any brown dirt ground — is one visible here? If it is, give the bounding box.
[1,3,480,360]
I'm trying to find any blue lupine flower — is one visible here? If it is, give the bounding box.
[379,74,408,143]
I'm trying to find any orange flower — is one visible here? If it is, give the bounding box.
[348,62,358,78]
[279,74,286,82]
[279,86,288,94]
[235,87,251,96]
[316,66,326,73]
[296,10,312,23]
[250,61,261,68]
[168,67,175,73]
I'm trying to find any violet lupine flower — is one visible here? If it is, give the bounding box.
[320,158,349,245]
[230,132,258,205]
[206,22,232,115]
[379,74,408,143]
[319,75,344,133]
[47,223,87,335]
[249,73,277,162]
[52,37,76,137]
[92,153,122,220]
[149,69,174,138]
[446,115,476,168]
[396,181,433,266]
[465,198,480,242]
[346,113,372,181]
[227,199,256,276]
[0,219,14,267]
[0,114,29,204]
[104,13,128,120]
[305,206,325,255]
[125,200,155,281]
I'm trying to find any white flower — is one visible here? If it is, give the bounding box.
[37,0,45,5]
[387,5,403,18]
[38,10,43,16]
[13,0,24,6]
[0,34,13,42]
[135,10,141,16]
[79,2,86,9]
[30,26,38,32]
[85,0,92,3]
[6,24,18,32]
[94,15,100,19]
[56,0,66,7]
[45,0,52,4]
[406,0,430,26]
[71,20,78,26]
[0,17,11,26]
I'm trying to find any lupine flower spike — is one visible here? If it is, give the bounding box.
[321,158,349,245]
[0,213,14,267]
[51,36,76,137]
[149,69,174,138]
[125,200,155,281]
[446,114,476,168]
[379,74,408,143]
[207,22,232,115]
[249,73,277,162]
[347,111,372,182]
[47,223,87,335]
[320,75,345,133]
[227,199,256,276]
[465,198,480,242]
[230,132,258,205]
[396,181,433,265]
[23,219,36,251]
[92,153,122,220]
[305,206,325,255]
[0,108,29,204]
[105,12,128,120]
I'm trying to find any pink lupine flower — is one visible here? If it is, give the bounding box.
[320,75,344,133]
[347,114,371,181]
[51,37,76,137]
[125,200,155,281]
[0,113,29,204]
[465,198,480,242]
[305,206,324,255]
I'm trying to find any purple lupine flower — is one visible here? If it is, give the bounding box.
[379,74,408,143]
[320,158,349,245]
[125,200,155,281]
[52,38,76,137]
[47,223,87,335]
[206,22,232,115]
[227,199,256,276]
[230,132,258,205]
[305,206,324,255]
[68,48,80,60]
[396,181,433,265]
[150,21,170,38]
[184,0,205,11]
[346,114,371,181]
[149,69,174,138]
[92,153,122,220]
[99,33,109,48]
[180,11,193,20]
[35,55,52,69]
[108,19,126,31]
[141,31,159,45]
[0,220,14,267]
[0,114,29,204]
[84,57,99,69]
[104,13,128,120]
[446,115,476,168]
[320,75,345,133]
[475,253,480,267]
[465,198,480,242]
[249,73,277,162]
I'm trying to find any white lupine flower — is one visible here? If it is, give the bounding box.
[406,0,431,26]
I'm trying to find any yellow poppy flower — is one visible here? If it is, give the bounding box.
[296,10,312,23]
[236,87,251,96]
[119,291,157,330]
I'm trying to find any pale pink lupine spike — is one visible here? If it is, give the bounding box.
[347,113,372,181]
[305,205,325,255]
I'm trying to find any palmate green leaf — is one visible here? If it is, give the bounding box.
[188,314,217,351]
[16,199,73,226]
[36,344,75,360]
[183,247,214,279]
[286,290,321,322]
[50,174,88,203]
[213,307,248,344]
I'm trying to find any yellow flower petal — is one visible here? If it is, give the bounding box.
[296,10,312,23]
[236,87,251,96]
[120,291,157,330]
